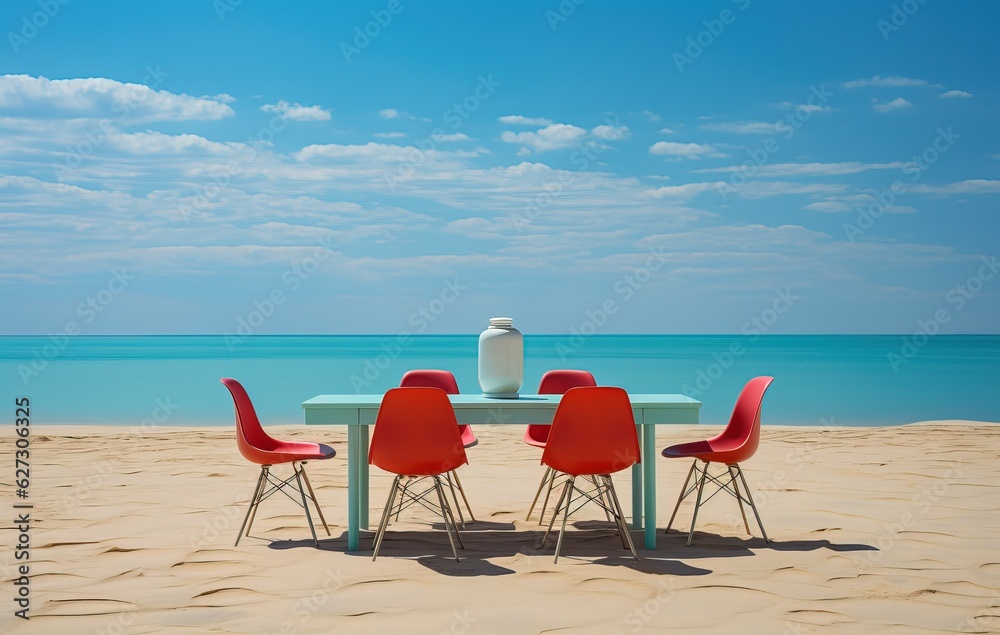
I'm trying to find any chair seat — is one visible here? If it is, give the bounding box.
[662,439,744,465]
[523,425,548,448]
[459,424,478,448]
[247,441,336,465]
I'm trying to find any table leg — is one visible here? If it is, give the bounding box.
[642,423,657,550]
[347,424,361,551]
[360,425,369,530]
[631,428,643,531]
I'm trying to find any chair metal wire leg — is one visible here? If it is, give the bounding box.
[665,460,697,533]
[728,464,751,535]
[394,478,411,522]
[526,466,552,521]
[444,472,467,528]
[541,478,573,548]
[245,465,273,538]
[433,476,462,561]
[449,469,476,522]
[552,476,576,564]
[373,475,402,560]
[587,475,612,523]
[735,465,770,543]
[601,476,630,551]
[604,475,639,560]
[537,468,559,526]
[235,466,268,546]
[298,463,331,537]
[687,461,710,546]
[293,463,320,547]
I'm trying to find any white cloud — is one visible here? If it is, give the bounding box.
[649,141,719,158]
[658,127,676,134]
[641,110,661,122]
[107,131,248,155]
[843,75,940,89]
[260,100,331,121]
[700,121,787,135]
[431,132,471,142]
[0,74,234,122]
[803,201,852,213]
[296,141,410,162]
[912,180,1000,195]
[498,115,552,126]
[373,131,406,139]
[379,108,417,120]
[873,97,912,113]
[500,123,587,152]
[940,90,973,99]
[730,181,850,199]
[695,161,906,177]
[644,182,725,199]
[774,101,831,113]
[591,124,630,140]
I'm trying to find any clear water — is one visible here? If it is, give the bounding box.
[2,334,997,427]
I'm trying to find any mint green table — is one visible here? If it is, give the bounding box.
[302,393,701,551]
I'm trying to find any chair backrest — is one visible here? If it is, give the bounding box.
[369,387,468,476]
[220,378,280,463]
[537,369,597,394]
[709,376,774,462]
[400,369,460,394]
[541,386,640,476]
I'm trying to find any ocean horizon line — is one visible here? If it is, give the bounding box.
[3,333,999,338]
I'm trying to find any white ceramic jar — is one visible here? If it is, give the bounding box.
[477,317,523,398]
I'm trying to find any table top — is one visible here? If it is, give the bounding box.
[302,392,701,426]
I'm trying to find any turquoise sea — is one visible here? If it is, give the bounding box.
[2,335,998,427]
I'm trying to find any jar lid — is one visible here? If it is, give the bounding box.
[489,317,513,327]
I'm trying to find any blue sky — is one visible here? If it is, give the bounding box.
[1,0,998,335]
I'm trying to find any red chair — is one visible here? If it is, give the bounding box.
[221,378,335,547]
[661,376,774,546]
[369,387,469,560]
[524,370,597,523]
[540,386,640,563]
[399,370,476,524]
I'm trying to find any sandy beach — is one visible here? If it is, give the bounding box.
[3,421,999,634]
